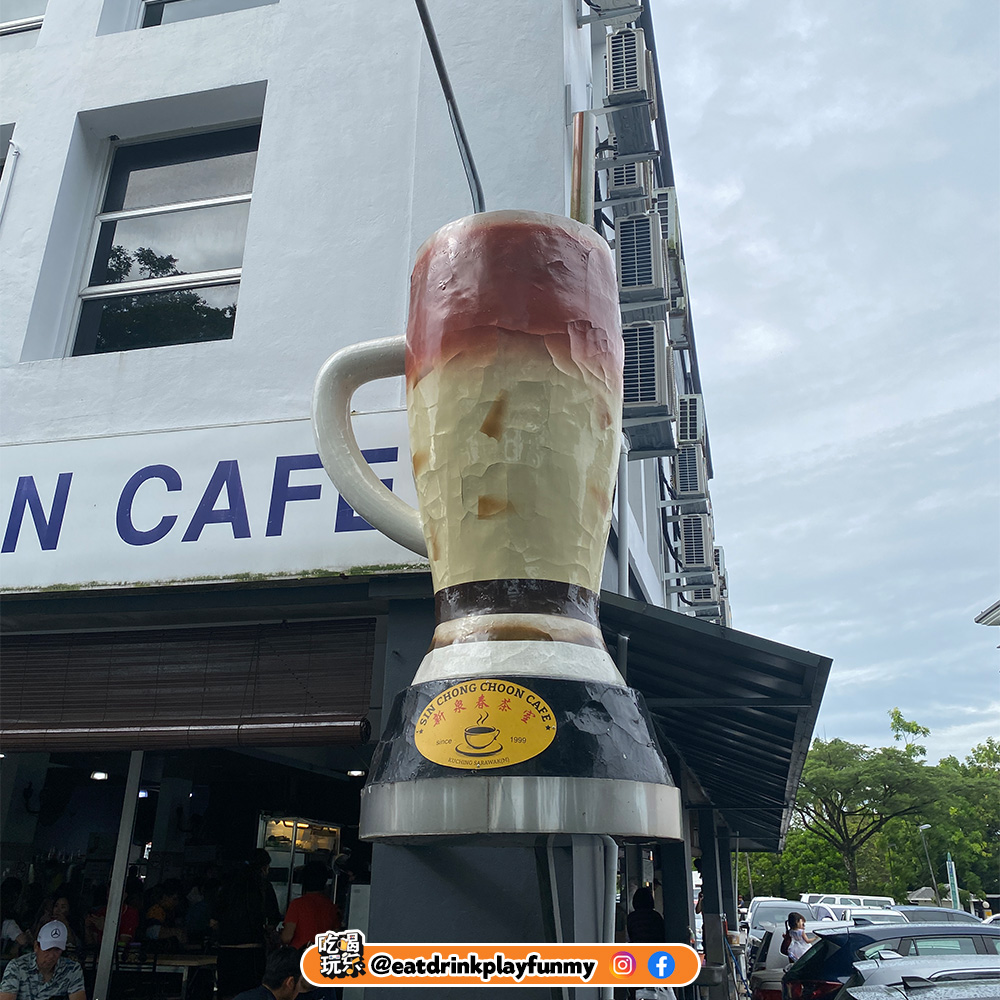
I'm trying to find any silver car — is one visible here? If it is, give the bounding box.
[839,983,1000,999]
[834,953,1000,998]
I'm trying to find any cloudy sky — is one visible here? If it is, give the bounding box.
[648,0,999,762]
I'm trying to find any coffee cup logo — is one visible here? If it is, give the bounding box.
[463,720,500,752]
[413,679,555,770]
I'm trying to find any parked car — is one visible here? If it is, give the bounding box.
[834,953,1000,997]
[891,906,982,924]
[984,914,1000,925]
[749,921,852,1000]
[781,921,1000,1000]
[807,894,896,910]
[846,908,910,927]
[837,981,1000,999]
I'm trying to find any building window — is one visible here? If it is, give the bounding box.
[0,0,45,53]
[73,125,259,356]
[140,0,274,28]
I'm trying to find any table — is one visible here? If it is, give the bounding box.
[149,954,217,997]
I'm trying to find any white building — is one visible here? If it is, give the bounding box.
[1,1,827,995]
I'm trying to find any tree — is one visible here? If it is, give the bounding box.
[792,711,938,892]
[93,245,236,352]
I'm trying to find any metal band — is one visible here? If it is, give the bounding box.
[435,579,600,626]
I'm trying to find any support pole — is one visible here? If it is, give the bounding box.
[93,750,143,1000]
[698,808,728,1000]
[618,435,630,597]
[571,111,596,226]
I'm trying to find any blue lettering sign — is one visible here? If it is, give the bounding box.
[181,460,251,542]
[265,454,324,537]
[1,473,73,553]
[116,464,182,546]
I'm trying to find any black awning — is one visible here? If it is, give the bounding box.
[599,593,831,852]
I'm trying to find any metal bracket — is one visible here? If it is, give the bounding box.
[577,2,643,28]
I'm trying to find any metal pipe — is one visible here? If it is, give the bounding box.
[546,836,570,1000]
[616,631,630,682]
[570,111,596,226]
[617,434,630,596]
[414,0,485,214]
[918,824,940,905]
[600,835,619,1000]
[93,750,144,1000]
[0,141,21,229]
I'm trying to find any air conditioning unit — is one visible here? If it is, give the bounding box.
[676,394,705,444]
[667,311,689,347]
[615,213,666,301]
[673,443,708,499]
[622,321,675,417]
[653,187,681,250]
[718,597,732,627]
[678,513,714,570]
[689,581,720,605]
[714,546,728,597]
[605,28,650,106]
[666,250,688,312]
[608,156,654,202]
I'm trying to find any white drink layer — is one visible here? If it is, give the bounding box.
[407,332,621,594]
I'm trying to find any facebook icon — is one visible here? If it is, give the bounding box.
[648,951,675,979]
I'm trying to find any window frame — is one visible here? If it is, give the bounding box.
[72,123,259,357]
[137,0,275,29]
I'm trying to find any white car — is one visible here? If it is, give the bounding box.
[748,920,853,1000]
[984,914,1000,925]
[845,907,911,926]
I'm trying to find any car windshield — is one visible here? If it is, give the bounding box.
[751,901,816,931]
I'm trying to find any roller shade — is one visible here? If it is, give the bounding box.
[0,618,375,751]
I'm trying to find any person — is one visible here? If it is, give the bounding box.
[216,851,281,998]
[144,880,187,947]
[0,919,86,1000]
[34,895,82,955]
[626,886,665,943]
[280,862,341,949]
[627,888,676,1000]
[785,911,817,962]
[0,878,30,959]
[231,946,306,1000]
[84,885,140,952]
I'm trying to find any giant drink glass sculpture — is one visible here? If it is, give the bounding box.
[313,210,680,840]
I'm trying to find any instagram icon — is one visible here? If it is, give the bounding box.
[611,951,637,977]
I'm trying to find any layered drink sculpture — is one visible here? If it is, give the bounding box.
[313,211,681,841]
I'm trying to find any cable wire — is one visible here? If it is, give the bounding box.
[414,0,486,214]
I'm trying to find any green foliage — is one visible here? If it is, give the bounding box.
[740,719,999,901]
[93,245,236,353]
[794,730,937,891]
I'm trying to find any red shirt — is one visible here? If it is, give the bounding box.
[283,893,341,949]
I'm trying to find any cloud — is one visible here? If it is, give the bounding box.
[652,0,999,764]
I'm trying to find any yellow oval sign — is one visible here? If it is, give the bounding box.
[413,679,556,770]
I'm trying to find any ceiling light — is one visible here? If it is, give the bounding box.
[138,789,149,798]
[347,770,366,777]
[90,771,109,781]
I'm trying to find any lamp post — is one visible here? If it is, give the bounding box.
[918,824,940,906]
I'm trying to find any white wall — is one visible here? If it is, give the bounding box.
[1,0,672,599]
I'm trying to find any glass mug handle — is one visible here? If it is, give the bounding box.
[311,335,427,556]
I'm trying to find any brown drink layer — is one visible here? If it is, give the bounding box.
[406,213,623,390]
[404,212,624,595]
